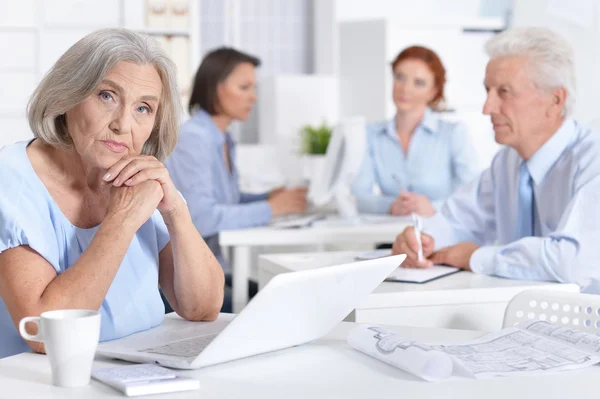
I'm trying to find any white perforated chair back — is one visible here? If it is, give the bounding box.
[503,289,600,334]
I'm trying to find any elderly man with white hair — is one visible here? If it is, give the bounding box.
[392,27,600,293]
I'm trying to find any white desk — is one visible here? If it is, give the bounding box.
[220,215,411,313]
[1,319,598,398]
[259,251,580,331]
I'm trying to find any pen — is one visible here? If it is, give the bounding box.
[412,212,423,262]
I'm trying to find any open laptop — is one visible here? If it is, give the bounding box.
[96,254,406,369]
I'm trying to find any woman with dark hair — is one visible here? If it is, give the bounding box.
[166,48,306,311]
[352,46,478,217]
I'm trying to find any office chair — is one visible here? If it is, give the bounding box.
[503,289,600,334]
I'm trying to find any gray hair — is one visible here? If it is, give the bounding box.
[485,27,575,117]
[28,28,181,161]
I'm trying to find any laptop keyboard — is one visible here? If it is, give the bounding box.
[140,334,219,358]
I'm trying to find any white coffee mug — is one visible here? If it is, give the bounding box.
[19,309,101,387]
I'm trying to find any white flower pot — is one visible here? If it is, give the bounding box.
[302,154,326,185]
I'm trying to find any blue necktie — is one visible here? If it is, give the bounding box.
[515,163,534,239]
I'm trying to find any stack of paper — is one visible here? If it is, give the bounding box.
[348,321,600,381]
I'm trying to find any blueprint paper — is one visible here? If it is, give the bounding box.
[348,321,600,381]
[435,321,600,378]
[347,325,454,381]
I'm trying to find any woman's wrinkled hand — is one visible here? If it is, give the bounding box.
[103,155,184,217]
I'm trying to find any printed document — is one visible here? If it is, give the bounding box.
[348,321,600,381]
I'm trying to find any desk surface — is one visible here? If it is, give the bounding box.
[219,215,411,246]
[259,251,580,308]
[1,319,597,399]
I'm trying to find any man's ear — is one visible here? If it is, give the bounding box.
[548,87,567,117]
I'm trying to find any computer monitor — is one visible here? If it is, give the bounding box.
[307,117,366,220]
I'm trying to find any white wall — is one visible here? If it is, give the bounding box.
[0,0,36,148]
[512,0,599,123]
[259,75,338,146]
[335,0,481,21]
[313,0,499,77]
[258,74,338,184]
[313,0,337,74]
[0,0,122,148]
[338,20,388,123]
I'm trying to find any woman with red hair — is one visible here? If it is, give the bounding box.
[352,46,478,217]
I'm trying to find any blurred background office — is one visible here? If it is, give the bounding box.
[2,0,598,199]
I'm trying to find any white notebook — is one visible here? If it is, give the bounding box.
[355,250,460,283]
[92,364,200,397]
[385,265,460,283]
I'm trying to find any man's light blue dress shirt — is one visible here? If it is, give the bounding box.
[165,110,272,272]
[351,109,479,214]
[0,141,170,359]
[426,119,600,293]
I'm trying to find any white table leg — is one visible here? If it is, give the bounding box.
[232,246,251,314]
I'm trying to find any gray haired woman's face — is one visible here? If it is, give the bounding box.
[64,61,162,170]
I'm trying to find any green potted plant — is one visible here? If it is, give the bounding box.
[299,122,333,183]
[300,122,333,155]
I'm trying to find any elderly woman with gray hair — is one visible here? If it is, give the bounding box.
[0,29,225,359]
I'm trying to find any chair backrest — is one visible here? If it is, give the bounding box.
[503,289,600,334]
